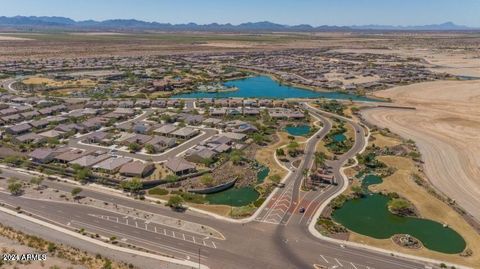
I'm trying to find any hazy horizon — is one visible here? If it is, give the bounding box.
[0,0,479,27]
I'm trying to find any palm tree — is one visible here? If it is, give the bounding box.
[302,168,309,189]
[314,152,327,170]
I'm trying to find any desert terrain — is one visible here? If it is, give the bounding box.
[362,78,480,221]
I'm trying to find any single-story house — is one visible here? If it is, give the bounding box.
[185,148,217,164]
[28,147,69,163]
[69,153,111,168]
[171,127,199,139]
[14,133,46,144]
[54,149,88,163]
[6,123,32,135]
[119,161,155,178]
[165,157,196,176]
[38,129,66,139]
[93,156,133,173]
[154,124,177,136]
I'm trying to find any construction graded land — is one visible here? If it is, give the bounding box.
[362,79,480,222]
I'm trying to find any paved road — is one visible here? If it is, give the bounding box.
[67,109,218,162]
[0,107,440,269]
[255,111,332,225]
[1,78,19,93]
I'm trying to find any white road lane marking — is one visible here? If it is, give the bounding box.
[320,255,329,263]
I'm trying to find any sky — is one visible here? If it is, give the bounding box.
[0,0,479,27]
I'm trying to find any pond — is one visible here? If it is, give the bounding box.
[333,133,346,142]
[172,75,380,101]
[257,166,270,183]
[205,186,260,207]
[284,125,311,136]
[332,174,466,254]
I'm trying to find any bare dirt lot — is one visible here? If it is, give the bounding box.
[362,79,480,222]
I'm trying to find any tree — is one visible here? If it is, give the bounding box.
[75,167,91,183]
[388,198,414,216]
[145,144,156,154]
[200,174,214,187]
[167,195,184,210]
[165,174,179,182]
[287,141,300,156]
[229,150,244,165]
[30,177,44,190]
[8,180,23,196]
[121,178,143,196]
[128,142,142,153]
[201,157,215,167]
[314,152,327,170]
[302,168,309,189]
[252,132,265,145]
[276,148,285,156]
[351,186,364,198]
[71,187,83,202]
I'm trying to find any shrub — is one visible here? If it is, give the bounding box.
[148,187,169,196]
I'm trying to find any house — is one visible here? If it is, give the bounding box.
[165,157,196,176]
[226,108,242,116]
[209,107,227,116]
[154,124,177,136]
[147,135,176,150]
[171,127,199,139]
[243,107,261,116]
[119,161,155,178]
[55,123,87,134]
[113,107,135,117]
[287,110,306,119]
[221,132,247,141]
[93,156,133,173]
[179,114,204,125]
[30,119,50,129]
[83,131,111,144]
[185,148,217,164]
[28,147,69,163]
[152,79,172,91]
[81,117,105,131]
[118,101,134,108]
[6,123,32,135]
[227,122,258,134]
[14,133,45,144]
[69,153,110,168]
[135,99,151,108]
[132,123,156,134]
[0,108,18,116]
[1,114,22,124]
[38,130,66,139]
[54,149,88,163]
[21,110,40,120]
[151,99,167,108]
[203,118,222,127]
[122,133,153,146]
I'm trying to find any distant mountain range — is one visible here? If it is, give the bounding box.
[0,16,476,32]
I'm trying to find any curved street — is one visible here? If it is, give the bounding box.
[0,104,444,269]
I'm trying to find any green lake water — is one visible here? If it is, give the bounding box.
[284,125,311,136]
[172,75,380,101]
[257,166,270,183]
[205,187,260,207]
[333,133,346,142]
[332,174,466,254]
